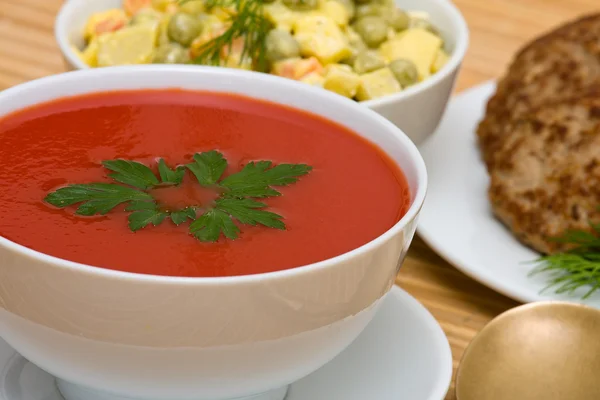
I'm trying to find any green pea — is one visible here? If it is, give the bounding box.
[353,16,388,48]
[386,9,410,31]
[389,58,418,87]
[152,43,191,64]
[353,51,386,74]
[346,26,367,50]
[282,0,318,11]
[167,12,203,46]
[332,0,355,19]
[130,8,162,25]
[341,27,367,65]
[355,4,384,19]
[179,0,205,15]
[265,29,300,63]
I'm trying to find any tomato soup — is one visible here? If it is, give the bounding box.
[0,90,410,277]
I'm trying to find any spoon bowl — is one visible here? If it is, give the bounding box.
[456,301,600,400]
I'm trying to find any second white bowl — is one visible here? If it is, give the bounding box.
[54,0,469,145]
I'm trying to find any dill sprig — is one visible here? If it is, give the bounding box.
[180,0,271,71]
[530,223,600,299]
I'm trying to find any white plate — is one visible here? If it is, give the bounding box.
[417,81,600,307]
[0,286,452,400]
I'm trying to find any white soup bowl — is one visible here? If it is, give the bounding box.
[0,66,427,400]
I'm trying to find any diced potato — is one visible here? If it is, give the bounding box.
[81,36,100,66]
[272,57,323,80]
[323,64,360,98]
[300,72,326,87]
[130,7,163,26]
[323,63,353,75]
[378,28,442,80]
[70,46,87,65]
[431,48,449,73]
[407,10,430,20]
[179,0,206,14]
[386,27,396,40]
[293,15,352,65]
[293,14,328,34]
[264,1,297,33]
[321,1,350,27]
[151,0,176,12]
[356,68,402,101]
[97,24,158,66]
[212,6,237,22]
[224,55,253,70]
[124,0,152,16]
[84,9,128,40]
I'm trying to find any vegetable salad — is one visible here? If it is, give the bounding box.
[74,0,450,101]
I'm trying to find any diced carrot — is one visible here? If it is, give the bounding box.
[293,57,323,80]
[95,17,126,35]
[219,38,253,70]
[279,64,296,78]
[84,9,128,39]
[165,3,179,14]
[221,37,245,58]
[124,0,152,16]
[273,57,324,81]
[272,59,297,79]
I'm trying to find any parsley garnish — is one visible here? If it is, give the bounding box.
[44,151,311,242]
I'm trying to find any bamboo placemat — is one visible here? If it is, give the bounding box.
[0,1,598,398]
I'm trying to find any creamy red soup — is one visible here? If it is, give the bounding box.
[0,90,410,277]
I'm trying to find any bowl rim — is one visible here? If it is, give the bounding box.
[0,65,427,285]
[54,0,469,108]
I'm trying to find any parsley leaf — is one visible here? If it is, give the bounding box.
[102,160,160,189]
[186,151,228,186]
[216,198,285,230]
[44,183,153,216]
[188,198,286,242]
[220,161,312,198]
[190,209,240,242]
[158,159,185,185]
[129,209,169,231]
[125,201,159,211]
[170,207,197,225]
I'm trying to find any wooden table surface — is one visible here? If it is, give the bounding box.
[1,0,598,398]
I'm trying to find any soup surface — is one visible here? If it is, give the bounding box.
[0,90,409,277]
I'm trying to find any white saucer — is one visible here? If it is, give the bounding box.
[417,81,600,307]
[0,286,451,400]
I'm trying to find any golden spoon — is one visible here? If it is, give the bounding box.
[455,301,600,400]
